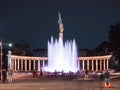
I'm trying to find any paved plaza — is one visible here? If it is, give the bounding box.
[0,78,120,90]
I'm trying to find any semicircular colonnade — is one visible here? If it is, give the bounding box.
[8,53,112,72]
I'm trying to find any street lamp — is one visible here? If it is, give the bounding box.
[0,42,2,81]
[0,41,12,81]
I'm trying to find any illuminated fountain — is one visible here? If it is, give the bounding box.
[44,12,78,73]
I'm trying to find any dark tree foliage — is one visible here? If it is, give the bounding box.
[95,41,112,55]
[108,23,120,71]
[11,41,32,56]
[90,41,113,56]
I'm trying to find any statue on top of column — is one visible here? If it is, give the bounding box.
[58,12,64,38]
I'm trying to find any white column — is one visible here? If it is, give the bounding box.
[100,59,102,71]
[29,60,31,71]
[96,60,98,71]
[34,60,36,70]
[12,59,14,71]
[15,59,17,71]
[87,60,89,71]
[25,60,27,71]
[92,60,94,71]
[107,59,109,70]
[7,50,12,70]
[104,59,106,70]
[11,59,14,71]
[38,60,40,71]
[18,60,20,71]
[21,60,23,71]
[82,60,84,70]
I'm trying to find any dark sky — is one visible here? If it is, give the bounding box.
[0,0,120,50]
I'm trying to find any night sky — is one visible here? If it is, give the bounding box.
[0,0,120,50]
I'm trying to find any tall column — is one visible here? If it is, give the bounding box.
[7,50,12,70]
[11,59,14,71]
[78,60,80,70]
[34,60,36,70]
[104,59,106,70]
[15,59,17,71]
[38,60,40,71]
[107,59,109,70]
[12,59,15,71]
[82,60,84,70]
[18,60,20,71]
[92,60,94,71]
[25,60,27,71]
[96,60,98,71]
[29,60,31,71]
[21,60,23,71]
[100,59,102,71]
[87,60,89,71]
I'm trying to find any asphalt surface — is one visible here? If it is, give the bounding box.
[0,78,120,90]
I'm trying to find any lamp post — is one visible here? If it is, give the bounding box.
[0,42,2,81]
[0,41,12,81]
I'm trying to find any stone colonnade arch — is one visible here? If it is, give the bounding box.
[8,52,112,72]
[9,55,47,72]
[77,55,112,71]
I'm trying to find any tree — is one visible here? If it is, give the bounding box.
[91,41,112,56]
[108,23,120,71]
[11,41,32,56]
